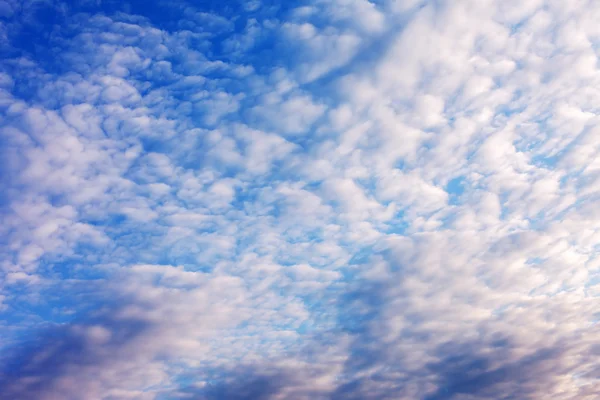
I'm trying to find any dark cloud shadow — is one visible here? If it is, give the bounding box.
[0,297,152,400]
[424,343,562,400]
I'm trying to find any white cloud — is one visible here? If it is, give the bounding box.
[281,21,362,83]
[2,0,600,398]
[251,90,326,135]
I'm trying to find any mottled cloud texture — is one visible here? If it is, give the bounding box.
[1,0,600,398]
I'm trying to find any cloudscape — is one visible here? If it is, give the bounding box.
[1,0,600,398]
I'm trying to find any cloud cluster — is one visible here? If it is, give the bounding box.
[1,0,600,398]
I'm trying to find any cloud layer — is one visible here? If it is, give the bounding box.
[1,0,600,398]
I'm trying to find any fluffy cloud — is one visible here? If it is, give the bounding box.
[1,0,600,399]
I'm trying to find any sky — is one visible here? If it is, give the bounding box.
[0,0,600,398]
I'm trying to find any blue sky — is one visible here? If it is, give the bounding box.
[1,0,600,398]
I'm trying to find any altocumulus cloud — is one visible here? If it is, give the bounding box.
[1,0,600,399]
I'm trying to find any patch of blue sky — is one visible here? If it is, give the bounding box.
[438,209,460,230]
[445,175,466,205]
[498,191,514,221]
[282,228,324,245]
[531,153,560,169]
[384,217,410,236]
[35,251,109,281]
[526,257,545,265]
[495,99,527,119]
[290,295,339,330]
[0,281,101,347]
